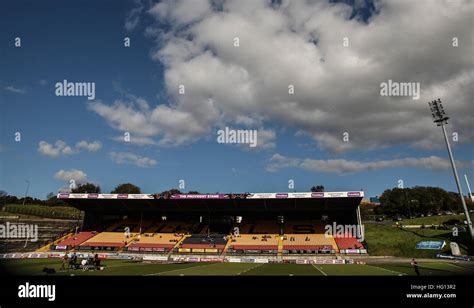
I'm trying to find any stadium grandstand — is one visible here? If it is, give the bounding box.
[52,191,367,257]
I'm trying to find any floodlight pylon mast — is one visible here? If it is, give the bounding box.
[464,174,473,200]
[428,98,474,240]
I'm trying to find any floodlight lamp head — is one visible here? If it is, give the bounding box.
[428,98,449,125]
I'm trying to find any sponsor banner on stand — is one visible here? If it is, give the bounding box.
[100,194,117,199]
[313,259,345,264]
[247,191,364,199]
[105,254,137,260]
[48,253,64,258]
[127,194,154,199]
[68,193,88,199]
[200,258,224,263]
[27,253,49,259]
[254,258,269,263]
[59,191,364,200]
[171,194,229,200]
[143,255,168,261]
[3,253,51,259]
[325,192,345,198]
[345,249,361,254]
[436,253,470,261]
[347,192,361,197]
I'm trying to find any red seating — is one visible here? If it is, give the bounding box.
[55,232,97,249]
[284,245,332,250]
[335,237,364,249]
[85,242,125,247]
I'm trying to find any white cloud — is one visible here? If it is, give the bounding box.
[109,151,157,168]
[88,97,215,146]
[3,85,26,94]
[125,0,148,31]
[54,169,88,183]
[118,0,473,152]
[76,140,102,152]
[38,140,102,158]
[111,135,159,146]
[54,169,92,192]
[266,153,474,174]
[265,153,300,172]
[234,128,276,151]
[38,140,75,158]
[148,0,211,25]
[255,129,276,150]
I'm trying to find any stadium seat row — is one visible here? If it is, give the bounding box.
[54,232,365,253]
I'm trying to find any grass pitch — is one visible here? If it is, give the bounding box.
[2,258,474,276]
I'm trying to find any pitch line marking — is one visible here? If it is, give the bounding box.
[236,263,263,275]
[145,263,220,276]
[312,264,327,276]
[58,261,149,272]
[363,264,404,275]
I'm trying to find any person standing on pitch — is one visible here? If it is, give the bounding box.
[60,252,69,271]
[411,258,420,276]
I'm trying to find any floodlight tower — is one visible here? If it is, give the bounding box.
[428,98,474,240]
[22,180,30,206]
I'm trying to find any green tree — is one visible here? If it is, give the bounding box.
[111,183,141,194]
[167,188,182,195]
[379,186,462,216]
[72,183,101,193]
[310,185,325,192]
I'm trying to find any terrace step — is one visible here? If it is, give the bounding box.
[221,236,234,256]
[168,234,190,256]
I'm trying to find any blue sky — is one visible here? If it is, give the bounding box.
[0,0,473,199]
